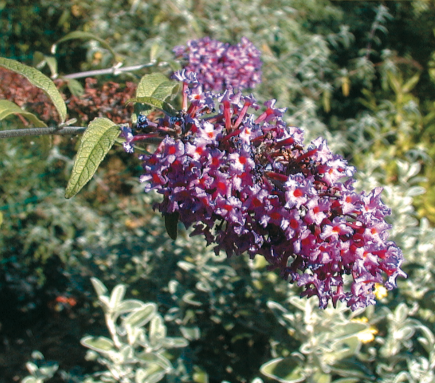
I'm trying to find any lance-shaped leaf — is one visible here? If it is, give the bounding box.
[0,57,67,123]
[0,100,47,128]
[117,299,146,315]
[126,96,177,117]
[81,335,115,353]
[162,337,188,349]
[65,118,119,199]
[180,326,200,341]
[109,284,126,312]
[136,73,179,101]
[91,277,108,297]
[123,303,157,328]
[330,359,375,380]
[65,78,85,97]
[149,315,167,348]
[51,31,118,61]
[165,212,179,241]
[260,358,306,383]
[136,352,172,371]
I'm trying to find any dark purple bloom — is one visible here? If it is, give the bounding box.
[123,79,406,311]
[173,37,262,92]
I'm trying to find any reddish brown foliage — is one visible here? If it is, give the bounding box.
[0,67,62,122]
[66,78,136,125]
[0,68,137,125]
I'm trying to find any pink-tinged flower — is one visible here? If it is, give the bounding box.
[255,99,287,124]
[284,174,314,209]
[320,217,354,241]
[228,146,255,174]
[310,137,333,163]
[196,121,222,143]
[340,191,361,215]
[215,195,245,226]
[304,197,330,226]
[123,74,406,311]
[361,187,392,219]
[173,36,262,92]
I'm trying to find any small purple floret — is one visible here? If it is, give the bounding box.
[173,37,262,92]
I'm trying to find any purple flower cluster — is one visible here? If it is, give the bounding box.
[173,37,262,92]
[122,74,406,311]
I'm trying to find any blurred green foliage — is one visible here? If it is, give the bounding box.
[2,0,435,382]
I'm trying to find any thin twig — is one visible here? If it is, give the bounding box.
[62,62,164,80]
[0,126,87,139]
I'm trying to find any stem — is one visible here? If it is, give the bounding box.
[61,62,164,80]
[0,126,87,139]
[182,82,188,110]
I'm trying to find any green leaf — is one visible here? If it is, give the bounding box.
[127,96,177,117]
[144,371,166,383]
[22,377,39,383]
[182,292,202,306]
[149,315,167,347]
[123,303,157,328]
[109,284,126,311]
[137,352,172,370]
[44,56,58,78]
[81,335,115,353]
[177,261,195,272]
[416,324,435,354]
[330,359,375,380]
[65,78,85,97]
[149,42,162,63]
[38,364,58,378]
[26,362,38,375]
[0,57,67,123]
[51,31,118,61]
[333,323,367,339]
[0,100,47,128]
[180,326,200,341]
[135,368,149,383]
[33,51,45,68]
[162,337,189,348]
[402,72,420,93]
[136,73,178,101]
[90,277,108,297]
[394,303,409,323]
[312,372,331,383]
[31,351,45,360]
[387,71,402,95]
[33,52,58,77]
[260,358,306,383]
[193,367,209,383]
[168,59,182,72]
[65,117,119,198]
[327,336,361,363]
[164,212,179,241]
[119,344,135,363]
[117,299,145,314]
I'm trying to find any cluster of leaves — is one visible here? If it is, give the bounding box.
[80,278,189,383]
